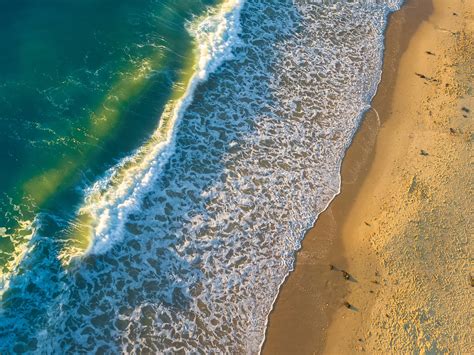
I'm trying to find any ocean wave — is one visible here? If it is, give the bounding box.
[71,0,245,257]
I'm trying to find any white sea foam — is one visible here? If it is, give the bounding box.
[77,0,245,256]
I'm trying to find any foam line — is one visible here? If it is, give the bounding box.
[76,0,245,256]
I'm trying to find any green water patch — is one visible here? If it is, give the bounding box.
[0,0,221,276]
[67,45,200,255]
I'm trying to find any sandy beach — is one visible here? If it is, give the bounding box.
[263,0,473,353]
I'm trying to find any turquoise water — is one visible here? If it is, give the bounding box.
[0,0,403,352]
[0,0,220,272]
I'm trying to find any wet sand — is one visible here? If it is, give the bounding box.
[263,0,473,353]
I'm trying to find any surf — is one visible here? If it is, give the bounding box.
[63,0,245,260]
[0,0,241,295]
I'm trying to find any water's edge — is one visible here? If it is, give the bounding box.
[257,1,405,352]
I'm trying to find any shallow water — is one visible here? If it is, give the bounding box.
[0,0,402,352]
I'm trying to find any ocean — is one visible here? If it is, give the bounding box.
[0,0,402,352]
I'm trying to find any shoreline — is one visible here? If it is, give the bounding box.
[262,1,429,352]
[263,0,472,353]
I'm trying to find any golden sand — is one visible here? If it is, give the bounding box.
[264,0,473,353]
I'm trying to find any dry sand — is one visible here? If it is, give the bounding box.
[263,0,473,353]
